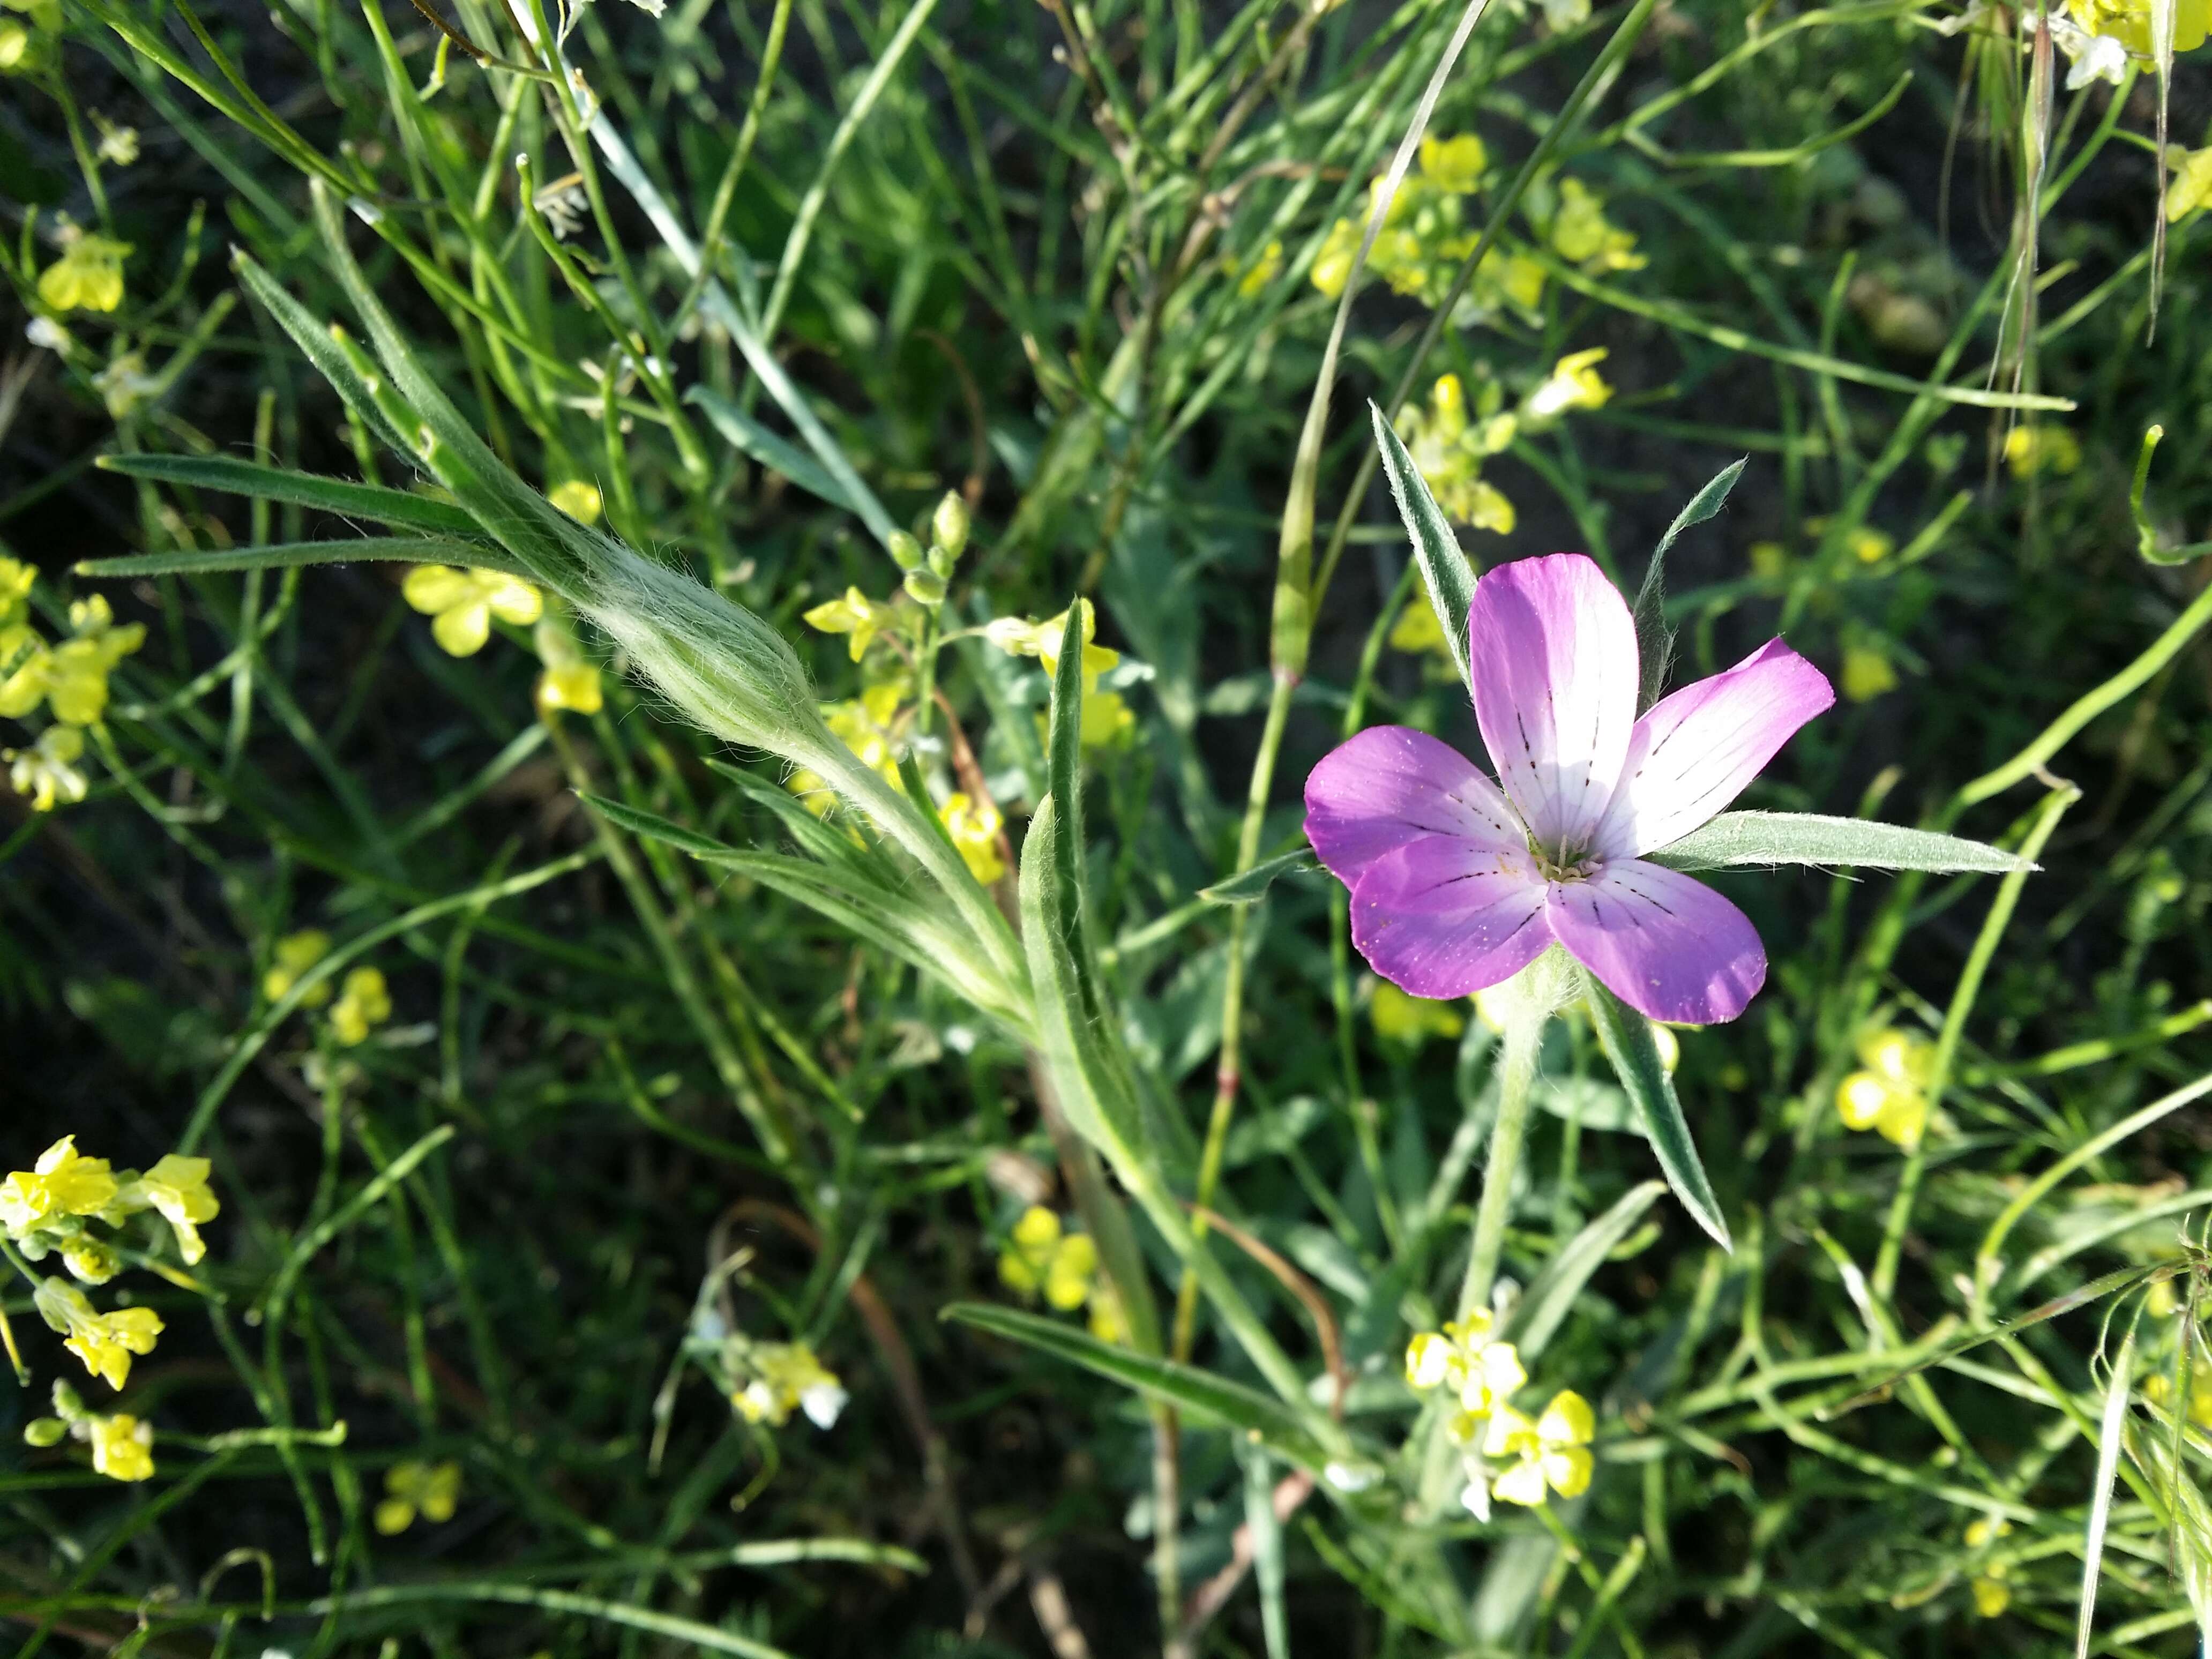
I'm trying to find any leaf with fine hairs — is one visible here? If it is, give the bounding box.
[1647,811,2031,875]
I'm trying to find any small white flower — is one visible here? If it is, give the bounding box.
[2052,15,2128,87]
[800,1381,848,1430]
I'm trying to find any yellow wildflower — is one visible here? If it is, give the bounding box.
[998,1207,1100,1313]
[0,1137,119,1236]
[940,791,1006,884]
[533,616,603,716]
[2168,146,2212,220]
[1231,239,1284,298]
[547,479,603,525]
[1,595,147,726]
[61,1236,120,1285]
[401,566,543,657]
[2067,0,2210,55]
[1418,133,1488,194]
[35,1278,162,1390]
[1397,375,1517,531]
[1748,542,1789,580]
[36,234,130,313]
[2002,425,2082,480]
[1966,1517,2013,1617]
[94,121,138,167]
[2144,1365,2212,1428]
[1840,644,1899,704]
[801,586,899,662]
[0,20,33,71]
[1390,598,1451,658]
[1651,1023,1681,1074]
[1485,1388,1595,1506]
[733,1343,847,1430]
[330,967,391,1047]
[1370,981,1466,1046]
[4,724,88,812]
[1469,248,1547,318]
[987,600,1119,692]
[1835,1027,1933,1146]
[788,685,905,814]
[1087,1282,1130,1345]
[375,1459,462,1533]
[1525,348,1613,421]
[263,930,334,1007]
[117,1155,219,1266]
[1546,179,1644,272]
[1845,526,1894,565]
[1079,689,1136,748]
[87,1413,153,1482]
[1405,1309,1528,1447]
[1310,217,1360,299]
[0,557,32,627]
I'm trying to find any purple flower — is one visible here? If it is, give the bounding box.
[1306,553,1834,1026]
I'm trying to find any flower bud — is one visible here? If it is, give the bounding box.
[931,491,969,561]
[926,542,956,580]
[22,1418,66,1448]
[887,530,924,572]
[903,569,947,607]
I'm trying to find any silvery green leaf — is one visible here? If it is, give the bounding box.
[93,453,484,537]
[1582,976,1731,1251]
[686,386,859,515]
[1371,401,1476,697]
[1635,458,1744,709]
[1647,811,2032,874]
[1200,848,1319,906]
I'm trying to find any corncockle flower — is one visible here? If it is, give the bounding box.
[402,565,543,657]
[1307,554,1834,1025]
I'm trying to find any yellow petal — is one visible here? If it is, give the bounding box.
[1537,1389,1594,1447]
[1542,1444,1593,1499]
[1044,1234,1097,1311]
[1491,1456,1550,1507]
[431,603,491,657]
[402,565,478,615]
[484,576,543,626]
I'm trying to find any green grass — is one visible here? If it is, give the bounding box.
[5,0,2212,1653]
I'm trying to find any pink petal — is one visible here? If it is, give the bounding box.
[1590,638,1834,859]
[1349,836,1551,1000]
[1545,860,1765,1025]
[1467,554,1638,861]
[1305,725,1525,891]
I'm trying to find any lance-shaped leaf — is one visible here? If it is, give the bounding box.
[1200,847,1318,906]
[945,1303,1335,1475]
[1499,1180,1665,1361]
[1582,976,1731,1250]
[1371,402,1477,697]
[80,537,527,582]
[1634,459,1744,710]
[93,453,486,537]
[687,386,860,515]
[1647,811,2032,874]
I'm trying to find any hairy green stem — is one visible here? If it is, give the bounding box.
[1459,1008,1543,1320]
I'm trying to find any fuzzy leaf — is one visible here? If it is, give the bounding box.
[1582,977,1731,1250]
[1648,811,2031,874]
[1635,459,1744,709]
[79,536,524,581]
[93,453,484,537]
[1371,402,1476,696]
[1200,848,1319,906]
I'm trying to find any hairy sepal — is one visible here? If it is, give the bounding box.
[1371,403,1477,698]
[1582,975,1731,1251]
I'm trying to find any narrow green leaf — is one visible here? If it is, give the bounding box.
[944,1302,1332,1473]
[1240,1440,1291,1659]
[1647,810,2032,875]
[1370,402,1476,696]
[1582,976,1731,1250]
[230,246,420,461]
[1500,1180,1666,1362]
[1200,847,1318,906]
[1634,458,1744,709]
[686,386,860,515]
[79,536,525,581]
[2078,1323,2138,1658]
[94,453,484,536]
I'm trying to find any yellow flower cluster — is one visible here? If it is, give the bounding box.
[1396,374,1518,534]
[1835,1028,1934,1147]
[1403,1311,1595,1513]
[1523,348,1614,423]
[941,791,1005,884]
[1311,134,1547,321]
[733,1342,848,1430]
[36,230,131,314]
[998,1206,1124,1343]
[1841,642,1899,704]
[547,479,603,525]
[376,1458,462,1533]
[1964,1516,2013,1618]
[2067,0,2209,55]
[23,1381,155,1483]
[988,600,1136,749]
[403,565,543,657]
[534,611,603,716]
[786,683,906,816]
[4,1134,220,1288]
[0,564,145,813]
[261,931,393,1048]
[2169,146,2212,221]
[803,586,902,662]
[2002,425,2081,481]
